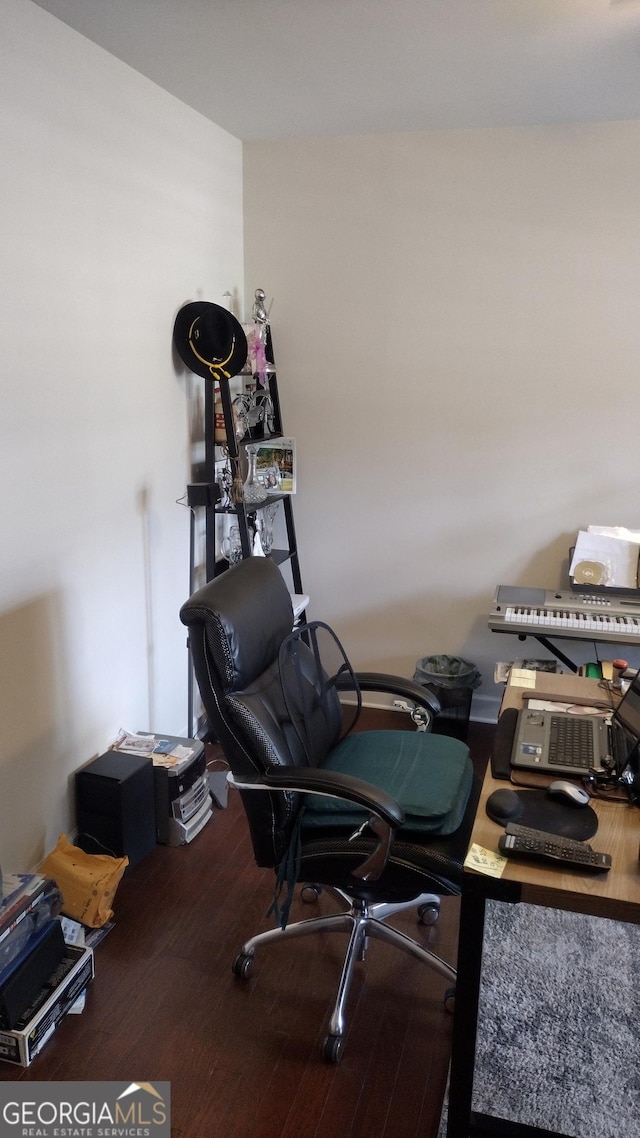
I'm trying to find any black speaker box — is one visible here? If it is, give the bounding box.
[0,919,66,1029]
[75,751,156,870]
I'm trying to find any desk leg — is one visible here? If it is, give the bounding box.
[446,883,487,1138]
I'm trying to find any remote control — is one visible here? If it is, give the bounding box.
[498,831,611,872]
[504,823,595,851]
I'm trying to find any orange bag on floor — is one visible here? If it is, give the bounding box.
[41,833,128,927]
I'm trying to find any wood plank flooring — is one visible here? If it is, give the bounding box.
[0,719,493,1138]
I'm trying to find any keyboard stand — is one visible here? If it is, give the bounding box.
[492,625,580,672]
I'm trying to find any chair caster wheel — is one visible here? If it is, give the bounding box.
[322,1033,344,1064]
[300,883,322,903]
[444,986,456,1013]
[232,952,254,980]
[418,901,440,926]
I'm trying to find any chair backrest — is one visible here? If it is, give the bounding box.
[180,558,347,866]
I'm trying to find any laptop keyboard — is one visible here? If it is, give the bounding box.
[548,715,594,770]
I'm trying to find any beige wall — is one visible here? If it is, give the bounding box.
[0,0,243,870]
[4,0,640,869]
[244,124,640,720]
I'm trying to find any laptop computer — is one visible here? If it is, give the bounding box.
[510,670,640,777]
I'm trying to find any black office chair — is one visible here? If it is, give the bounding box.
[180,557,479,1062]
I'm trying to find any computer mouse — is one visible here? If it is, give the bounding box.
[546,780,590,807]
[486,788,524,824]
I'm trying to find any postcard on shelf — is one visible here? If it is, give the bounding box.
[254,437,296,494]
[111,730,197,766]
[111,729,156,755]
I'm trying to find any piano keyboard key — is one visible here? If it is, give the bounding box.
[502,606,640,634]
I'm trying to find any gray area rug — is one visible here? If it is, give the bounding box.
[440,900,640,1138]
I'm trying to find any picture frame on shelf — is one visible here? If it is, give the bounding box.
[254,437,296,494]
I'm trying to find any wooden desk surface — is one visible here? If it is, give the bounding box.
[468,673,640,923]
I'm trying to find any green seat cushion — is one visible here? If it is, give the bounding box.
[303,730,472,836]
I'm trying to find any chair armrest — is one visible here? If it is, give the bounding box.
[340,671,442,718]
[229,765,402,883]
[337,669,441,732]
[229,765,404,829]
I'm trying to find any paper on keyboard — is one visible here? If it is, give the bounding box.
[570,529,639,589]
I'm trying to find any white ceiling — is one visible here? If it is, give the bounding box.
[31,0,640,141]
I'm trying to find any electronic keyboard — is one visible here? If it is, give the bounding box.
[489,585,640,645]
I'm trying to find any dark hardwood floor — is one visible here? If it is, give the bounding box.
[0,719,493,1138]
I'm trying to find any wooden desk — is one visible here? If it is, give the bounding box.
[446,673,640,1138]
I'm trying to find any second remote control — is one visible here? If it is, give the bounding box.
[499,832,611,872]
[504,823,594,851]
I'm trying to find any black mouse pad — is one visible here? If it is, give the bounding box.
[486,788,598,841]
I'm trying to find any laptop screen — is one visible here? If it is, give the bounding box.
[613,671,640,776]
[615,671,640,739]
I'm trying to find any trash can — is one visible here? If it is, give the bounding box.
[413,655,481,741]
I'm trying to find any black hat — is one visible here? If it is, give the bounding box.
[173,301,248,381]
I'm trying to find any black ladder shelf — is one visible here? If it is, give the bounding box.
[204,332,302,591]
[186,308,304,735]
